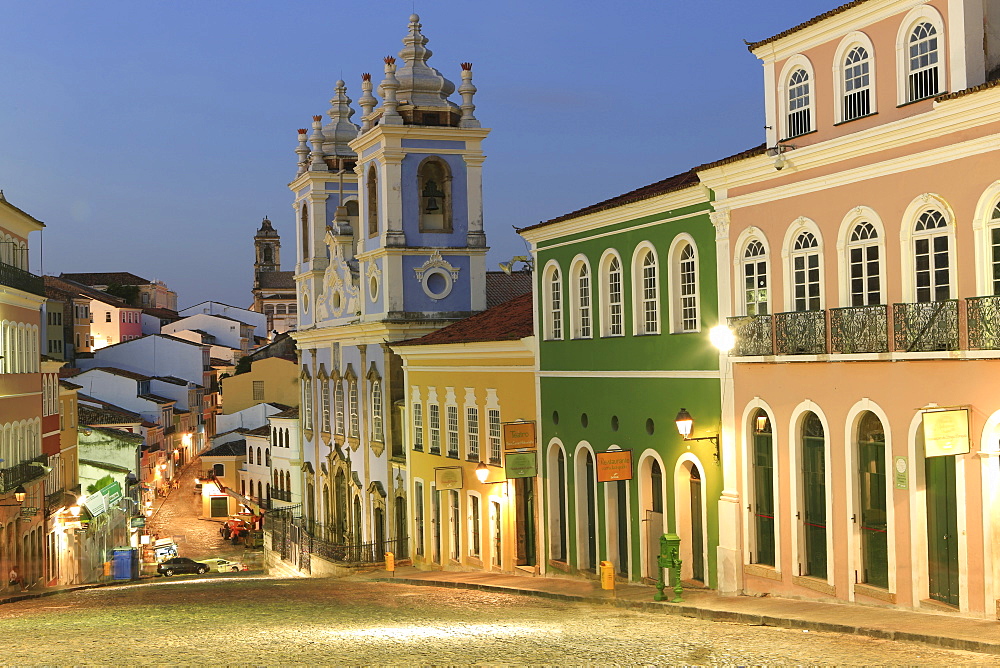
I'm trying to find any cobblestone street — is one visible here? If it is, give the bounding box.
[0,577,993,665]
[144,460,256,566]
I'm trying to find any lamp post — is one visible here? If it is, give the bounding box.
[674,409,721,464]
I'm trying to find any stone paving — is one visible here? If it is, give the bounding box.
[0,577,992,665]
[145,459,260,568]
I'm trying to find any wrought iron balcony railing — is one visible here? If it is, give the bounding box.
[774,310,827,355]
[727,315,773,356]
[830,305,889,354]
[892,300,959,352]
[0,455,49,494]
[966,296,1000,350]
[0,261,45,297]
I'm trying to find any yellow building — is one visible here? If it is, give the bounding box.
[220,356,299,414]
[393,293,539,574]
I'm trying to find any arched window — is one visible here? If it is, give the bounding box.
[602,254,623,337]
[276,304,286,315]
[791,231,821,311]
[367,164,379,238]
[673,241,699,332]
[300,203,310,261]
[907,22,940,102]
[335,380,345,436]
[989,202,1000,296]
[248,447,254,465]
[787,68,811,138]
[349,379,359,437]
[635,247,659,335]
[371,380,383,441]
[751,409,775,566]
[256,447,262,467]
[743,240,769,315]
[800,412,827,579]
[843,46,871,121]
[265,448,271,467]
[321,378,331,433]
[570,259,591,339]
[545,264,563,340]
[857,411,888,588]
[264,304,274,315]
[417,158,452,232]
[913,210,950,302]
[848,221,881,306]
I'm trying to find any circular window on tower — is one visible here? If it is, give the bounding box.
[301,291,310,314]
[369,275,379,302]
[421,268,454,300]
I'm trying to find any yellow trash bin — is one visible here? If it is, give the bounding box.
[385,552,395,573]
[600,560,615,590]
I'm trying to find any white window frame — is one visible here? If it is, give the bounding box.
[734,228,772,317]
[411,386,424,452]
[599,250,624,337]
[543,261,563,340]
[334,379,345,436]
[667,234,700,333]
[836,207,886,308]
[467,490,483,559]
[429,403,441,455]
[486,388,501,465]
[777,55,815,140]
[832,32,877,124]
[899,194,958,303]
[348,378,359,437]
[320,378,331,433]
[971,181,1000,297]
[463,388,479,461]
[301,369,314,430]
[569,254,592,339]
[371,379,383,442]
[784,223,823,313]
[895,6,946,106]
[631,242,660,335]
[446,404,459,458]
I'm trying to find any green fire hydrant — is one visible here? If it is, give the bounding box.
[655,533,683,603]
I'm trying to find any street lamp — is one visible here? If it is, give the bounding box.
[674,409,721,464]
[0,485,28,506]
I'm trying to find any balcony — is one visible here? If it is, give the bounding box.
[966,296,1000,350]
[831,305,889,354]
[774,310,827,355]
[0,261,45,297]
[727,315,773,357]
[893,300,958,352]
[0,455,49,494]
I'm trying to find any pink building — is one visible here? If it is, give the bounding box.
[699,0,1000,616]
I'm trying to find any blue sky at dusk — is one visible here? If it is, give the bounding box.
[1,0,837,309]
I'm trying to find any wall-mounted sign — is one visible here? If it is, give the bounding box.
[81,481,124,518]
[434,467,464,491]
[923,408,970,457]
[19,507,38,518]
[504,452,537,479]
[503,421,536,451]
[893,456,908,489]
[596,449,633,482]
[130,516,147,529]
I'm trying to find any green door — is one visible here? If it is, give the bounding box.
[690,468,704,582]
[802,413,827,579]
[925,454,959,606]
[210,496,229,518]
[753,412,775,566]
[858,412,888,588]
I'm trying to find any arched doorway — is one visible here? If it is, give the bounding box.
[751,409,775,566]
[352,496,363,546]
[674,457,706,583]
[394,496,407,558]
[857,411,888,589]
[334,471,347,541]
[575,448,597,572]
[642,457,664,580]
[547,445,567,563]
[800,412,827,579]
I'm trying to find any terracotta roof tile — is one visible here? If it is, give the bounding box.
[936,77,1000,102]
[395,293,533,347]
[59,271,151,286]
[256,271,296,289]
[485,271,532,309]
[518,170,700,232]
[79,404,141,426]
[271,407,300,419]
[745,1,871,51]
[80,366,151,381]
[44,275,131,307]
[695,143,768,172]
[203,440,247,458]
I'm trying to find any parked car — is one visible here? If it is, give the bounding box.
[157,557,209,577]
[198,558,247,573]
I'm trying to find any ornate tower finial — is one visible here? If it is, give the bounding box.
[458,63,480,128]
[295,128,309,175]
[379,56,403,125]
[359,73,376,133]
[323,80,359,157]
[309,114,328,171]
[393,13,458,111]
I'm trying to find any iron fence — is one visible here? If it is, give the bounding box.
[0,261,44,296]
[830,304,888,354]
[0,455,48,494]
[774,310,827,355]
[966,296,1000,350]
[727,315,773,356]
[892,300,958,352]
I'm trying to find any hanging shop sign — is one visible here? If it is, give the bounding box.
[130,516,147,529]
[434,466,464,491]
[503,421,536,452]
[504,452,537,479]
[596,449,633,482]
[81,481,124,518]
[923,408,970,457]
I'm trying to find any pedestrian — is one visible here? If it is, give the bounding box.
[8,565,25,592]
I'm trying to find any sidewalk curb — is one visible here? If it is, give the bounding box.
[367,577,1000,655]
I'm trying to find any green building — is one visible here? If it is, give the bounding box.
[519,170,724,588]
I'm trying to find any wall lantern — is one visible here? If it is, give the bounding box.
[709,325,735,354]
[475,462,506,486]
[674,408,721,464]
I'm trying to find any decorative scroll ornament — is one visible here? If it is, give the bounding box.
[316,233,359,321]
[413,250,460,282]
